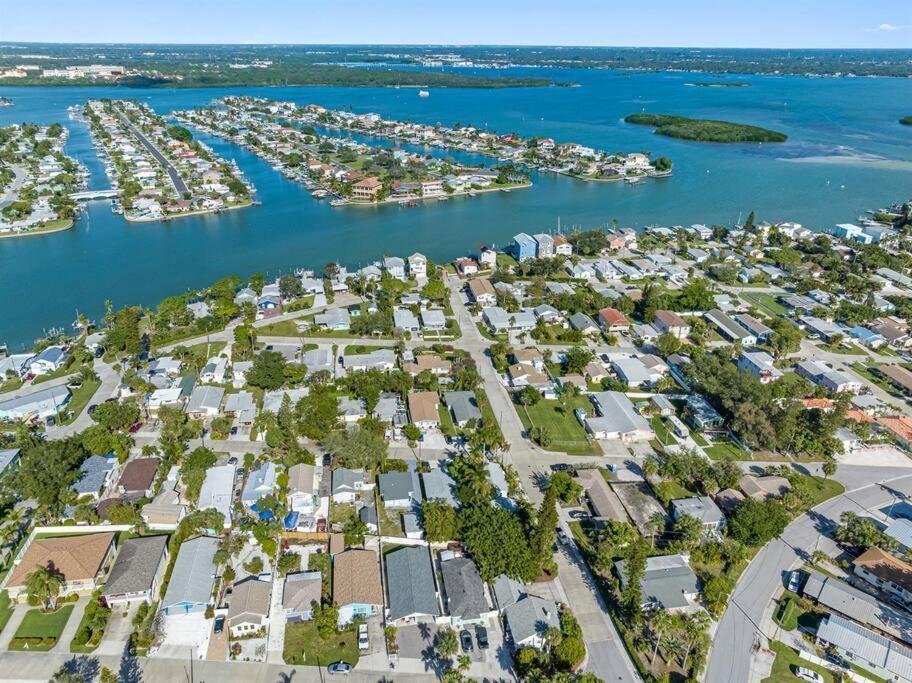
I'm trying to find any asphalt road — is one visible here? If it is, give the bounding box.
[704,465,912,683]
[116,111,189,196]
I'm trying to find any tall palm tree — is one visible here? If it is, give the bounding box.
[649,610,672,665]
[25,564,63,611]
[681,611,711,673]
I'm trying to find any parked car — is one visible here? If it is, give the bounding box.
[87,404,98,416]
[793,667,822,682]
[475,625,489,650]
[213,616,225,634]
[550,463,572,472]
[327,662,352,676]
[460,629,473,653]
[556,528,570,545]
[569,510,589,519]
[358,624,369,651]
[227,456,238,465]
[787,570,802,593]
[323,454,332,467]
[128,421,143,433]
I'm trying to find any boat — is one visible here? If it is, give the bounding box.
[418,90,430,98]
[625,176,643,184]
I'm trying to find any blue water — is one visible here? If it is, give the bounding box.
[1,68,911,350]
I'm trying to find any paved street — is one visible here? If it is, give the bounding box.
[705,465,912,683]
[115,111,189,196]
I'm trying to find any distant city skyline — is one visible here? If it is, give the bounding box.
[2,0,911,49]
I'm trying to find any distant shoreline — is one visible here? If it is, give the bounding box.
[0,219,73,239]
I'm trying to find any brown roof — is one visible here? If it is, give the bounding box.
[880,365,912,393]
[7,532,115,588]
[714,488,745,514]
[654,310,689,329]
[575,469,627,521]
[739,475,791,500]
[468,278,495,297]
[402,355,452,375]
[408,391,440,424]
[512,348,543,363]
[227,577,272,623]
[118,458,160,493]
[854,547,912,592]
[329,533,345,555]
[333,549,382,607]
[553,235,568,246]
[353,176,382,189]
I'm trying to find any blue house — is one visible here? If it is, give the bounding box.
[242,462,279,508]
[513,233,538,262]
[71,454,117,501]
[848,326,886,349]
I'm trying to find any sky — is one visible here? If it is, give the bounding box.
[1,0,911,48]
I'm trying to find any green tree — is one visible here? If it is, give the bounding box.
[437,627,459,659]
[548,471,583,504]
[90,401,139,431]
[17,438,87,512]
[323,427,388,470]
[314,602,339,638]
[26,564,63,611]
[422,499,460,542]
[246,350,288,390]
[728,499,791,546]
[460,505,537,582]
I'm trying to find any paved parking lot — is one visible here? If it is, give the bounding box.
[395,619,510,673]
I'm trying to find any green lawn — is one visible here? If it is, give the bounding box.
[438,403,457,437]
[0,591,13,634]
[762,641,835,683]
[652,480,699,506]
[705,440,750,461]
[9,604,75,651]
[774,596,800,631]
[650,416,678,447]
[0,377,23,394]
[690,431,709,447]
[257,320,305,337]
[795,475,845,510]
[307,551,332,603]
[817,342,866,356]
[32,360,84,385]
[474,390,505,445]
[182,341,226,364]
[496,253,518,272]
[329,503,356,525]
[742,292,789,317]
[284,620,360,667]
[61,378,102,425]
[344,344,394,355]
[515,395,602,456]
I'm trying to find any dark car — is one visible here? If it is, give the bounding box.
[460,629,473,653]
[569,510,590,519]
[213,616,225,634]
[475,625,489,650]
[128,421,143,433]
[87,404,98,416]
[550,463,571,472]
[323,454,332,467]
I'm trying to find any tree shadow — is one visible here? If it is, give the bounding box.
[59,656,100,681]
[119,640,143,683]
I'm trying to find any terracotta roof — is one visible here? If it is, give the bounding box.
[7,532,114,588]
[846,409,876,424]
[402,355,452,375]
[598,308,629,327]
[855,547,912,592]
[118,458,160,493]
[801,398,834,410]
[353,176,382,189]
[407,391,440,423]
[878,415,912,443]
[333,549,382,607]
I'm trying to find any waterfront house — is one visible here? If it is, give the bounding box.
[552,234,572,256]
[408,252,428,278]
[513,233,537,262]
[533,233,554,258]
[456,257,479,276]
[351,177,382,201]
[29,345,70,376]
[384,256,406,280]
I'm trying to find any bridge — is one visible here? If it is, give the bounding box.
[70,189,119,201]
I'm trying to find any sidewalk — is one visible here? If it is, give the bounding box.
[51,596,88,652]
[0,603,29,650]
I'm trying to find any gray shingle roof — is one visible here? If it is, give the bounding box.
[162,536,219,610]
[102,535,168,599]
[385,546,439,620]
[615,553,698,610]
[504,595,559,644]
[443,391,482,425]
[378,471,416,503]
[441,557,487,619]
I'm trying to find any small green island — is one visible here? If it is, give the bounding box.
[625,113,788,143]
[686,81,752,87]
[901,116,912,126]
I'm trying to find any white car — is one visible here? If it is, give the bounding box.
[787,570,802,593]
[358,623,369,651]
[794,667,823,682]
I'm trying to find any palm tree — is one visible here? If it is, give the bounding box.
[681,611,711,673]
[649,610,672,665]
[26,564,63,611]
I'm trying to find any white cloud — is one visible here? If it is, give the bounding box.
[866,23,908,32]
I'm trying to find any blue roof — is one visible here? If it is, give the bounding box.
[849,326,884,343]
[284,511,299,530]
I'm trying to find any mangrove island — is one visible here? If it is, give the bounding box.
[625,113,788,143]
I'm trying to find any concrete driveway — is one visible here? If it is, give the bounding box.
[96,601,139,656]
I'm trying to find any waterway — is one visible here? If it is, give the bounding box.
[1,68,911,350]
